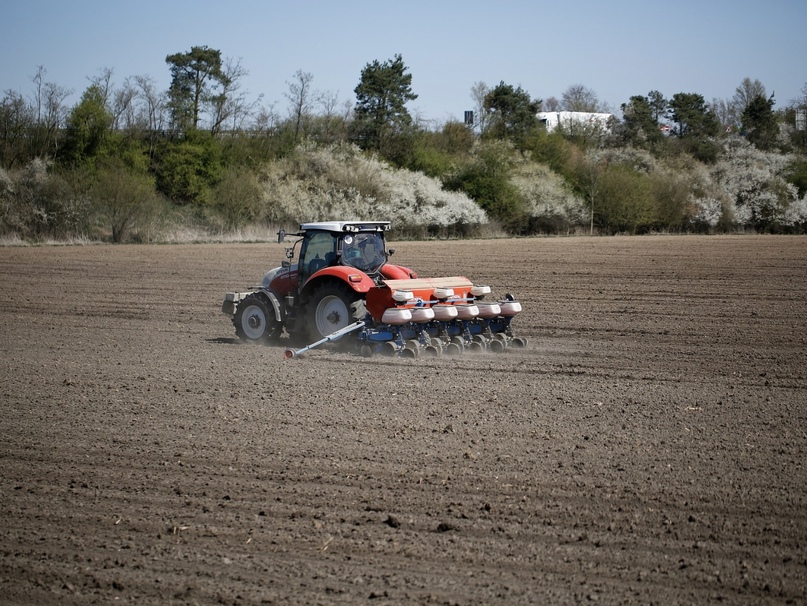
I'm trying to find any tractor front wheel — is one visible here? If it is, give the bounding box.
[233,293,282,343]
[306,282,366,343]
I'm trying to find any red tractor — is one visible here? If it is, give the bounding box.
[222,221,524,357]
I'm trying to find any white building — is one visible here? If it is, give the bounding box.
[537,111,613,133]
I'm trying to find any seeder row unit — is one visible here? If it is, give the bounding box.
[357,277,526,358]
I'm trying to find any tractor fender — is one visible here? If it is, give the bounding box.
[257,287,284,323]
[380,263,416,280]
[300,266,374,301]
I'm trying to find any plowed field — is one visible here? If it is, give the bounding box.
[1,235,805,605]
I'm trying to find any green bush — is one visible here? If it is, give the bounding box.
[785,159,807,198]
[153,131,222,205]
[443,142,527,231]
[650,172,691,230]
[595,165,655,233]
[92,161,163,242]
[406,140,454,178]
[213,168,262,229]
[527,129,576,176]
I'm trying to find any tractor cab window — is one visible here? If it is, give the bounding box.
[300,231,337,282]
[341,232,386,274]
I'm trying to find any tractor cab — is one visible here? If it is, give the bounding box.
[290,221,392,286]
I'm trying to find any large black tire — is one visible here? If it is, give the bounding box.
[305,282,366,343]
[233,292,282,344]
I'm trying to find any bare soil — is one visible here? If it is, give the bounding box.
[1,235,805,605]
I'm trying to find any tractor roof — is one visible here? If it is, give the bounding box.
[299,221,390,234]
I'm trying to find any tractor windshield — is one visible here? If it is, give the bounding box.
[341,232,386,274]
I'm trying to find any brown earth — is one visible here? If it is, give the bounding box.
[1,235,806,605]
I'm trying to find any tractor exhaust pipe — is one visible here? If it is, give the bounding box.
[284,321,366,359]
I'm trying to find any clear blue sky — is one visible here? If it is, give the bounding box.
[2,0,805,124]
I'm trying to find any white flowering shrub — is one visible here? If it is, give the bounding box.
[511,158,587,229]
[597,146,661,174]
[568,139,807,232]
[690,197,724,227]
[666,159,727,230]
[710,138,806,229]
[259,143,487,230]
[0,159,92,239]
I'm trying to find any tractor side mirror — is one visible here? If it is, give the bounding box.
[277,229,286,243]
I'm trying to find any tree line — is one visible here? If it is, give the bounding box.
[1,47,806,242]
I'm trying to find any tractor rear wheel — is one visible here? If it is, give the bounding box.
[233,292,282,343]
[306,282,366,343]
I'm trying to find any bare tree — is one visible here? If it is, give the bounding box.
[41,82,72,128]
[133,75,166,132]
[796,82,807,125]
[574,152,606,235]
[31,66,46,124]
[252,101,281,134]
[210,57,255,134]
[30,66,72,159]
[470,81,491,134]
[732,77,766,114]
[561,84,602,112]
[132,75,167,156]
[712,97,737,132]
[543,96,561,111]
[319,90,342,118]
[316,90,351,143]
[111,77,138,131]
[285,70,315,143]
[0,89,35,169]
[88,67,115,107]
[228,90,263,132]
[793,83,807,147]
[89,67,143,133]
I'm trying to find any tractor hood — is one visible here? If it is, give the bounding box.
[261,264,297,289]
